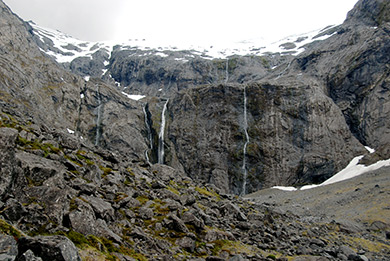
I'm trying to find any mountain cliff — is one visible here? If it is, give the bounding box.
[4,0,390,194]
[1,0,390,260]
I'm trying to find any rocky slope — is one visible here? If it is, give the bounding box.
[0,0,390,259]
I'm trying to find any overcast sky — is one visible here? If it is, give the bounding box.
[5,0,358,44]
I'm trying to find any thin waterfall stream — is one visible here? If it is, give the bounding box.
[158,99,169,164]
[241,86,250,195]
[95,85,103,146]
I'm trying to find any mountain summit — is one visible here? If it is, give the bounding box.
[1,0,390,260]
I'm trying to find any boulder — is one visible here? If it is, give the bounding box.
[0,234,18,261]
[16,235,81,261]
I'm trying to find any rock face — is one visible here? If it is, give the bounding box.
[108,49,275,97]
[0,0,148,160]
[16,0,390,194]
[167,80,365,194]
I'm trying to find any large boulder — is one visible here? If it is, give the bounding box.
[16,235,81,261]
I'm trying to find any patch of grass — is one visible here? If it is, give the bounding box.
[65,155,83,167]
[195,186,220,200]
[99,165,112,178]
[124,177,132,186]
[17,136,61,158]
[166,185,180,195]
[136,195,149,206]
[210,239,258,257]
[114,193,128,203]
[66,230,89,248]
[0,219,23,240]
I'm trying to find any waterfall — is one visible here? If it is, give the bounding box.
[143,104,153,164]
[241,86,250,196]
[158,99,169,164]
[225,58,229,84]
[95,85,103,146]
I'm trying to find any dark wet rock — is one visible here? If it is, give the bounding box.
[16,249,43,261]
[16,235,81,261]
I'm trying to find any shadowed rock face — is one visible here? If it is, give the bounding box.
[167,79,365,194]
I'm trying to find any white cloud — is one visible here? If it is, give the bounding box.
[5,0,358,43]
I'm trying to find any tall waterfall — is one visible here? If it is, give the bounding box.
[158,99,169,164]
[95,85,103,146]
[143,104,153,164]
[225,58,229,84]
[241,86,250,196]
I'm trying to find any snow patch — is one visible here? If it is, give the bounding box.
[67,128,75,134]
[272,186,297,192]
[84,76,90,81]
[365,146,375,153]
[121,92,145,101]
[274,155,390,191]
[31,21,341,62]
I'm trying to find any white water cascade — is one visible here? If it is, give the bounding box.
[241,86,250,196]
[95,85,103,146]
[143,104,153,164]
[158,99,169,164]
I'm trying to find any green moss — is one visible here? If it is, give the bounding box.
[15,132,62,158]
[195,186,220,200]
[166,185,180,195]
[66,230,89,247]
[211,239,230,256]
[114,193,128,203]
[69,197,84,212]
[136,195,149,206]
[65,154,84,167]
[0,219,23,239]
[124,177,132,186]
[99,166,112,178]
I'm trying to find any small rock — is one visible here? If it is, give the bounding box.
[176,237,196,253]
[151,180,166,189]
[167,214,189,233]
[0,234,18,261]
[229,255,247,261]
[181,211,205,231]
[357,250,365,255]
[348,254,367,261]
[138,207,154,220]
[16,249,43,261]
[310,238,326,247]
[206,257,225,261]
